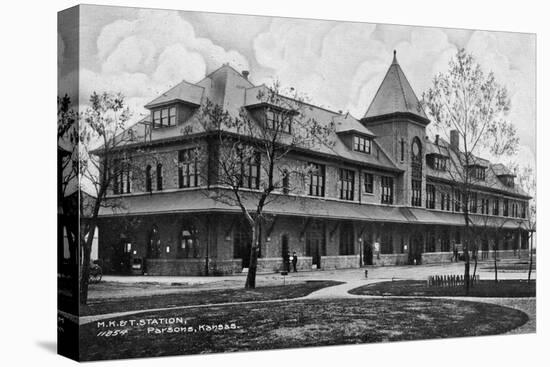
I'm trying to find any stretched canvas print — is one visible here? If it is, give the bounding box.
[57,4,537,362]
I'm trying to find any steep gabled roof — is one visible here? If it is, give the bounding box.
[364,51,429,123]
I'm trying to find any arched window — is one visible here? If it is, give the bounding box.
[156,163,163,191]
[145,165,152,192]
[411,137,422,206]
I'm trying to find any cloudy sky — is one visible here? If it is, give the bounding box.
[58,5,536,167]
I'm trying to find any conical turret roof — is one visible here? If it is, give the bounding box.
[363,51,429,124]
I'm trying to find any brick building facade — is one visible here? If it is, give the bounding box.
[97,53,531,275]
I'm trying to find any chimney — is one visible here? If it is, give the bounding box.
[435,134,439,146]
[242,70,249,80]
[450,130,459,150]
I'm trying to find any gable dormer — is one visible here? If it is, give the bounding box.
[334,113,376,154]
[145,80,204,128]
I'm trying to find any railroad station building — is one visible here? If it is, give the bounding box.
[97,53,531,275]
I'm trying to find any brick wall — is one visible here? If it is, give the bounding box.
[321,255,360,269]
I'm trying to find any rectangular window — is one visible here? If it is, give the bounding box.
[338,168,355,201]
[434,156,446,170]
[411,180,422,207]
[308,163,325,197]
[503,198,509,217]
[353,136,371,154]
[178,148,200,188]
[493,198,500,216]
[364,172,374,194]
[454,189,462,212]
[470,192,478,213]
[241,152,260,189]
[470,166,486,180]
[161,108,169,127]
[426,184,435,209]
[169,106,176,126]
[153,106,176,128]
[381,176,394,204]
[521,202,527,218]
[153,110,161,128]
[156,164,163,191]
[440,191,451,211]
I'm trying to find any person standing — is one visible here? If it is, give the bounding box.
[292,251,298,272]
[283,250,290,273]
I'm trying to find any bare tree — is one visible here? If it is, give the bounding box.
[192,82,335,288]
[422,49,519,293]
[78,92,151,305]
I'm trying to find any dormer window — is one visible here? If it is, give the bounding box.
[266,109,292,134]
[468,165,486,180]
[427,154,447,171]
[498,174,515,187]
[153,106,176,128]
[353,135,371,154]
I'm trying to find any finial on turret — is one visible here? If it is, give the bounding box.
[392,50,398,64]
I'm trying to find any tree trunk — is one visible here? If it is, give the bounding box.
[79,222,96,305]
[463,216,470,295]
[472,252,478,288]
[528,232,534,283]
[494,242,498,283]
[245,225,258,289]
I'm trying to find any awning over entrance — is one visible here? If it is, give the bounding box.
[99,190,528,230]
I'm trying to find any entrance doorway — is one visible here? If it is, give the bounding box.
[306,222,325,269]
[363,241,373,265]
[233,224,252,269]
[409,233,423,265]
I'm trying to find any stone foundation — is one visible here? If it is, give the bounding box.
[321,255,360,270]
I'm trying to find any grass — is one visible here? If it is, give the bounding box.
[349,280,536,297]
[79,298,528,361]
[481,262,536,272]
[80,280,343,316]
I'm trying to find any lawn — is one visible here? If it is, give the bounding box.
[79,298,528,361]
[80,280,342,316]
[481,261,536,272]
[349,280,536,297]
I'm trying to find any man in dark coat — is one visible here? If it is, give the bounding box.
[291,251,298,272]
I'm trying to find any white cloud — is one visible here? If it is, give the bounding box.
[80,9,250,121]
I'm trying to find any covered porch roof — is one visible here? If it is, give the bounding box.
[99,190,528,230]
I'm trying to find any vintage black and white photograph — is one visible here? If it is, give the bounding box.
[57,3,536,362]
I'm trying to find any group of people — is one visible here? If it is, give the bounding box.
[283,251,298,272]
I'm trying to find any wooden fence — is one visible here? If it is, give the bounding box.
[427,274,480,287]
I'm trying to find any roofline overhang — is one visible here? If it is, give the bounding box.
[361,111,430,126]
[335,129,376,139]
[426,174,532,200]
[144,98,201,110]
